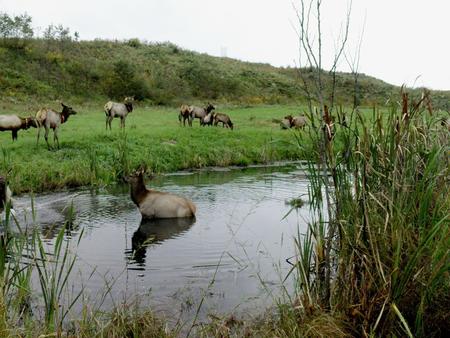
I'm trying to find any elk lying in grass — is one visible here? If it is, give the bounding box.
[179,104,193,126]
[105,96,134,130]
[126,168,196,219]
[0,115,38,141]
[0,176,12,215]
[213,112,233,130]
[190,103,215,125]
[284,114,307,129]
[36,103,77,149]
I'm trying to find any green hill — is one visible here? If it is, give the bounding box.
[1,37,449,109]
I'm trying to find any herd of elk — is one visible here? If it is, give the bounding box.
[179,103,234,130]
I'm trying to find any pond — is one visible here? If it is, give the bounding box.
[10,162,310,325]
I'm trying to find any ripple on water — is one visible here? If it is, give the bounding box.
[11,164,311,322]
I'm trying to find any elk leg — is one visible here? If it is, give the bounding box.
[54,128,60,149]
[12,130,18,141]
[44,127,50,149]
[37,127,41,145]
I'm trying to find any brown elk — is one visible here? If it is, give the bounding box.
[105,96,134,130]
[179,104,193,126]
[284,114,307,129]
[36,103,77,149]
[126,168,196,219]
[190,103,215,125]
[0,115,38,141]
[201,111,214,126]
[213,112,233,130]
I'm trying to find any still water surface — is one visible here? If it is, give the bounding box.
[13,163,310,323]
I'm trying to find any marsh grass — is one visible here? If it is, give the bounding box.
[0,201,173,337]
[283,92,450,337]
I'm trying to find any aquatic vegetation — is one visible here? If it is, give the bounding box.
[286,91,450,337]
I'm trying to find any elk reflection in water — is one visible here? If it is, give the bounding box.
[129,217,196,266]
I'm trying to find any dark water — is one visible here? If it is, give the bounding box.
[11,163,310,325]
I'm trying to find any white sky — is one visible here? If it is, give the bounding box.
[1,0,449,90]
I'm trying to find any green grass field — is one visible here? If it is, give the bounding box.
[0,104,307,194]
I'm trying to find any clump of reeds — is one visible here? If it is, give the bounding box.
[0,202,173,337]
[290,90,449,337]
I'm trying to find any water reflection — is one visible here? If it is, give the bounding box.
[10,162,310,322]
[128,217,196,267]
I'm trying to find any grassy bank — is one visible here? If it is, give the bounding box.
[0,104,306,194]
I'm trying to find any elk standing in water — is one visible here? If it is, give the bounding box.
[0,115,38,141]
[105,96,134,130]
[213,112,233,130]
[179,104,193,126]
[127,168,196,219]
[36,103,77,149]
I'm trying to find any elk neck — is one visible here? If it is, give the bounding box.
[130,174,149,206]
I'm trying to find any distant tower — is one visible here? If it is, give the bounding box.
[220,46,228,57]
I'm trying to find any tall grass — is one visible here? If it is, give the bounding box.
[0,202,171,337]
[288,92,449,337]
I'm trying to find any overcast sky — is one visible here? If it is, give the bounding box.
[2,0,449,90]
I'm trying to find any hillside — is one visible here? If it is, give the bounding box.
[0,38,449,109]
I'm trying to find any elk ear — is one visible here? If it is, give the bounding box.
[61,102,67,108]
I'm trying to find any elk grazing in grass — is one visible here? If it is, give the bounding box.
[36,103,77,149]
[213,112,233,130]
[190,103,215,125]
[179,104,193,126]
[126,168,196,219]
[105,96,134,130]
[0,115,38,141]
